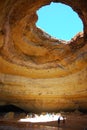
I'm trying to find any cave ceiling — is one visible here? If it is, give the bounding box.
[0,0,87,112]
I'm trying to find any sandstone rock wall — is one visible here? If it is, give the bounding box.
[0,0,87,112]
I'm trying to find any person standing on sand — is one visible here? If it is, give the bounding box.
[58,116,61,125]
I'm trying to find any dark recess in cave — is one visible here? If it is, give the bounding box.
[0,105,25,113]
[0,105,87,115]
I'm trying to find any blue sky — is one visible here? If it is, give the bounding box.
[36,2,83,41]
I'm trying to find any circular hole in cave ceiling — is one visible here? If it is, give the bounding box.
[36,2,83,41]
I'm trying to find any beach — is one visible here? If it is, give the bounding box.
[0,111,87,130]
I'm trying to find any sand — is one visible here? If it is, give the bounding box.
[0,112,87,130]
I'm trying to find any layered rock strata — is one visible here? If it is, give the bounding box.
[0,0,87,112]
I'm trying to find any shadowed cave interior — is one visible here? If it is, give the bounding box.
[0,105,87,114]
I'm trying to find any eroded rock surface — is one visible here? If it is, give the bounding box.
[0,0,87,112]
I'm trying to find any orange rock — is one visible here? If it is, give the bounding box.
[0,0,87,112]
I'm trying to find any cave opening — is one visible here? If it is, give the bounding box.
[36,2,83,41]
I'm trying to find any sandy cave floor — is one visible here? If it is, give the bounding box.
[0,112,87,130]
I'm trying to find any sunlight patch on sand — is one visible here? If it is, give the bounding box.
[19,113,64,123]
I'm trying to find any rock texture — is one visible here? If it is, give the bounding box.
[0,0,87,112]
